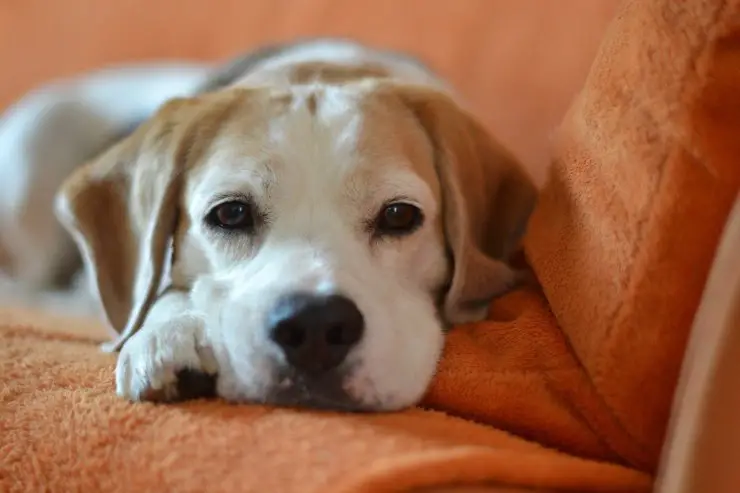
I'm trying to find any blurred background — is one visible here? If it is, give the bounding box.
[0,0,620,185]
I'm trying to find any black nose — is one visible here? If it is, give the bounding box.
[269,293,365,375]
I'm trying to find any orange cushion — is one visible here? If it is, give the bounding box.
[525,0,740,471]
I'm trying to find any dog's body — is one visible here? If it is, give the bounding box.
[0,39,537,411]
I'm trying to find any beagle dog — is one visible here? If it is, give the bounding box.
[0,39,537,411]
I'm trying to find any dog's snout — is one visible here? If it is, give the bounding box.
[269,293,364,374]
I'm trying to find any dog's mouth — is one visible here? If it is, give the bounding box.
[264,369,369,412]
[173,367,371,412]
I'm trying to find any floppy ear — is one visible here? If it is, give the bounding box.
[55,98,195,352]
[393,86,538,324]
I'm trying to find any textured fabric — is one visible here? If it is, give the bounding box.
[524,0,740,473]
[0,298,652,493]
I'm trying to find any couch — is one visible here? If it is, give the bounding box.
[2,0,739,491]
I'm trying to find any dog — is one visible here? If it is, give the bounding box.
[0,39,537,411]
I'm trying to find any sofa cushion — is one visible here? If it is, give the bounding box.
[525,0,740,471]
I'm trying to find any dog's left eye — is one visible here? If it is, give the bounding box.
[374,202,424,237]
[206,200,255,231]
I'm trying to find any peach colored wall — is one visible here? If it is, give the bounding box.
[0,0,620,183]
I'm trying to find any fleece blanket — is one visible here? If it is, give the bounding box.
[1,298,649,493]
[3,0,740,491]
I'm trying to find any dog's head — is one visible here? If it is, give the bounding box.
[56,82,536,411]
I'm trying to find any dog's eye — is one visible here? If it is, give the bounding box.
[374,202,423,237]
[206,200,254,231]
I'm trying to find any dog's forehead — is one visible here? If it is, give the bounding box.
[183,84,440,203]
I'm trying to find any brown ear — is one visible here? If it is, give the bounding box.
[393,86,538,324]
[55,98,194,351]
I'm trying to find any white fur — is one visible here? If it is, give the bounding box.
[115,290,219,400]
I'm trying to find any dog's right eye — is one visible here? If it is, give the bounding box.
[373,202,424,237]
[206,200,255,231]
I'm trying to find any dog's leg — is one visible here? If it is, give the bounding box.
[0,63,211,297]
[115,289,219,402]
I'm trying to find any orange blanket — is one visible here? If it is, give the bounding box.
[3,0,740,491]
[525,0,740,469]
[1,296,650,493]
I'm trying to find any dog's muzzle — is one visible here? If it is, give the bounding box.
[173,292,370,410]
[264,292,367,410]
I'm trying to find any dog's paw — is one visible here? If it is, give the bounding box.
[115,313,219,402]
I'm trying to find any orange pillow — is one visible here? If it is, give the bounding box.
[525,0,740,471]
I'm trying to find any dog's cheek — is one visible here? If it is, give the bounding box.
[189,275,228,319]
[188,275,273,401]
[337,247,445,410]
[407,229,450,292]
[345,289,444,410]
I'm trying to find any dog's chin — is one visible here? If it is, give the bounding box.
[211,361,426,412]
[265,371,373,412]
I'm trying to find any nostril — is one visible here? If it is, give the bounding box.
[325,324,345,346]
[274,323,305,349]
[269,293,365,374]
